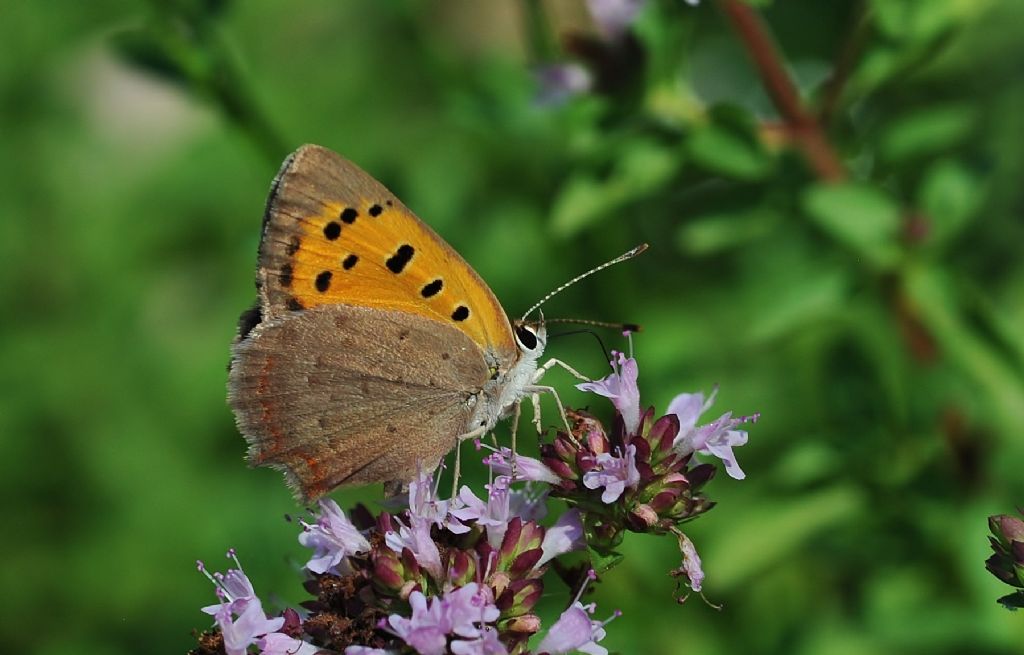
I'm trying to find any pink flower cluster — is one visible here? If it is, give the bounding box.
[192,352,755,654]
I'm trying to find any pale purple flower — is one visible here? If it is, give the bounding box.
[539,509,586,567]
[577,352,641,434]
[257,632,320,655]
[451,477,514,548]
[216,602,285,655]
[669,390,756,480]
[388,591,450,655]
[483,447,560,484]
[199,551,284,655]
[582,444,640,503]
[409,469,470,535]
[199,552,256,616]
[586,0,645,39]
[445,583,500,639]
[537,570,618,655]
[345,647,395,655]
[535,63,593,106]
[384,515,444,582]
[299,498,371,574]
[451,627,508,655]
[677,532,704,593]
[536,604,606,655]
[386,584,500,655]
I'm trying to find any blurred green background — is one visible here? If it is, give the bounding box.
[3,0,1024,653]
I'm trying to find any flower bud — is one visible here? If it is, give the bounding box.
[649,490,679,513]
[489,571,512,599]
[552,436,577,462]
[648,414,680,454]
[991,514,1024,546]
[986,512,1024,609]
[372,551,404,591]
[504,613,542,634]
[627,503,660,531]
[587,429,608,455]
[398,580,419,600]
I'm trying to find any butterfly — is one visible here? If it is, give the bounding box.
[228,144,571,502]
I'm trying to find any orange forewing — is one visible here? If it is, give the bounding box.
[257,145,516,356]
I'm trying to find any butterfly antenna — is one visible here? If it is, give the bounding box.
[520,243,648,321]
[547,328,613,365]
[543,318,641,333]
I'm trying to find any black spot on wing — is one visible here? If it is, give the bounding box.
[323,222,341,240]
[386,245,414,273]
[421,279,443,298]
[315,271,332,292]
[237,303,262,340]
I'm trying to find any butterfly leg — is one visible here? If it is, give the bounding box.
[509,399,522,480]
[452,424,487,497]
[526,384,573,436]
[529,389,543,434]
[533,358,591,383]
[529,360,587,443]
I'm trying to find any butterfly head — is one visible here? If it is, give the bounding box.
[513,319,547,358]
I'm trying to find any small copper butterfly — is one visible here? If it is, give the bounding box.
[228,145,644,501]
[227,145,561,501]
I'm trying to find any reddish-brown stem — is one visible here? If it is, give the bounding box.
[716,0,847,182]
[819,1,869,124]
[717,0,944,367]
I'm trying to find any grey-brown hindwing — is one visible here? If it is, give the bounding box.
[228,304,490,500]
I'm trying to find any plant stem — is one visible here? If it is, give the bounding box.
[521,0,557,63]
[716,0,847,182]
[818,1,870,124]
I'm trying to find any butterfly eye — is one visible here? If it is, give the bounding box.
[514,325,539,352]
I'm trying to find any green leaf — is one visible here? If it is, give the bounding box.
[850,46,900,94]
[880,104,975,162]
[917,159,983,248]
[870,0,960,43]
[802,183,903,268]
[703,485,865,591]
[111,27,191,85]
[550,175,606,237]
[746,266,850,344]
[997,591,1024,611]
[676,208,780,256]
[687,123,771,181]
[551,140,680,236]
[615,140,680,196]
[587,547,625,574]
[904,263,1024,429]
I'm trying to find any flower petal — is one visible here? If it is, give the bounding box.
[539,509,586,566]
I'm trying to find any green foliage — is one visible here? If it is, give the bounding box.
[2,0,1024,654]
[802,183,902,268]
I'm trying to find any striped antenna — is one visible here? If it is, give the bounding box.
[520,243,648,321]
[541,318,641,332]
